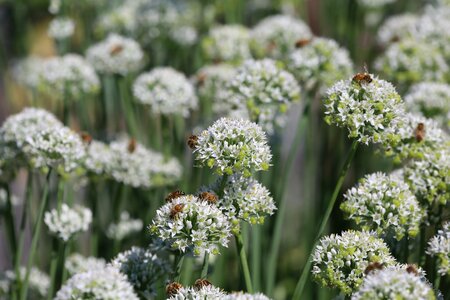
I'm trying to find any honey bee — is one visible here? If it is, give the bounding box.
[80,132,93,145]
[165,190,185,203]
[295,39,311,48]
[127,138,137,153]
[197,73,207,86]
[364,262,384,274]
[406,264,419,276]
[110,44,124,56]
[166,282,183,297]
[194,279,212,290]
[187,135,198,149]
[352,72,373,84]
[414,122,426,142]
[198,191,218,204]
[169,204,185,219]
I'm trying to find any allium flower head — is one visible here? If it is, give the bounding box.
[427,222,450,276]
[55,266,139,300]
[228,59,301,134]
[133,67,198,117]
[48,17,75,40]
[341,172,424,240]
[150,194,231,256]
[202,25,251,64]
[251,14,312,59]
[86,34,144,75]
[288,37,353,93]
[0,267,49,299]
[170,26,198,47]
[193,118,272,176]
[106,211,143,240]
[167,282,226,299]
[224,292,272,300]
[65,253,106,275]
[44,204,92,241]
[357,0,396,8]
[112,247,171,298]
[12,56,44,89]
[311,230,396,294]
[377,14,419,46]
[95,0,139,37]
[83,140,115,179]
[352,267,435,300]
[324,74,404,145]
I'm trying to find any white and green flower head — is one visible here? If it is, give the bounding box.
[150,194,231,256]
[112,246,171,298]
[0,267,50,299]
[224,292,272,300]
[0,108,86,174]
[83,140,115,179]
[352,266,435,300]
[341,172,424,240]
[193,118,272,176]
[106,211,143,241]
[324,73,404,145]
[202,24,251,64]
[251,14,312,59]
[12,56,44,89]
[48,17,75,40]
[403,146,450,206]
[95,0,139,38]
[228,59,301,134]
[357,0,396,9]
[55,266,139,300]
[288,37,353,93]
[167,282,226,299]
[44,204,92,242]
[311,230,396,294]
[377,13,419,46]
[38,54,100,100]
[405,82,450,130]
[133,67,198,117]
[86,33,144,75]
[65,253,106,275]
[427,222,450,276]
[374,39,449,86]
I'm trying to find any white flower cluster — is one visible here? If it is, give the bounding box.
[83,140,115,178]
[288,37,353,93]
[0,267,50,299]
[86,34,144,75]
[352,267,435,300]
[202,25,251,63]
[55,266,139,300]
[194,118,272,176]
[251,14,312,59]
[324,74,404,145]
[65,253,106,275]
[357,0,396,8]
[133,67,198,117]
[44,204,92,241]
[95,0,139,37]
[38,54,100,100]
[0,108,86,173]
[228,59,301,134]
[112,246,170,297]
[170,26,198,47]
[220,174,276,227]
[224,292,272,300]
[311,230,396,294]
[107,212,143,240]
[12,56,44,89]
[405,82,450,130]
[48,17,75,40]
[150,194,231,256]
[427,222,450,276]
[341,172,424,240]
[377,14,419,46]
[167,284,226,299]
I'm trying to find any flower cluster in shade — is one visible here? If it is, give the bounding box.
[193,118,272,177]
[324,74,404,145]
[65,253,106,275]
[0,108,86,174]
[111,246,171,298]
[106,212,143,241]
[250,14,312,59]
[357,0,396,8]
[202,25,251,64]
[376,13,419,46]
[341,172,424,240]
[133,67,198,117]
[48,17,75,40]
[227,59,301,134]
[54,266,139,300]
[311,230,396,294]
[427,222,450,276]
[86,33,144,75]
[351,267,435,300]
[0,267,50,299]
[288,37,353,93]
[150,194,231,256]
[44,204,92,241]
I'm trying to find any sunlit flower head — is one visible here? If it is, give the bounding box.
[48,17,75,40]
[167,281,226,299]
[44,204,92,241]
[65,253,106,275]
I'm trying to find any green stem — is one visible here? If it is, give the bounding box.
[200,252,209,279]
[174,254,185,282]
[20,170,52,300]
[292,140,358,300]
[235,233,253,293]
[2,184,17,265]
[251,225,261,291]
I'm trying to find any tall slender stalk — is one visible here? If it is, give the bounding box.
[200,252,210,279]
[251,225,261,291]
[235,232,253,293]
[2,184,17,265]
[292,140,358,300]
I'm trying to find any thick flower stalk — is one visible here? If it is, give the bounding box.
[311,230,396,294]
[341,172,424,240]
[427,222,450,276]
[106,212,143,241]
[65,254,106,275]
[44,204,92,242]
[150,194,231,256]
[193,118,272,176]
